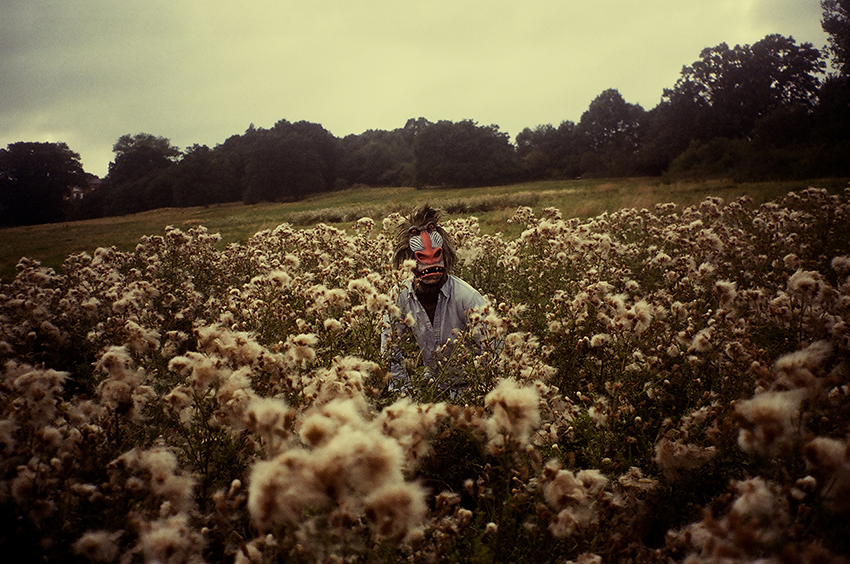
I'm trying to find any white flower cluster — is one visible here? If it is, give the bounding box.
[1,187,849,562]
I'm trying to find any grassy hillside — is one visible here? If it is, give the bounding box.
[1,177,844,281]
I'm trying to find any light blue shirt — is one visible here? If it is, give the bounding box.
[382,275,487,385]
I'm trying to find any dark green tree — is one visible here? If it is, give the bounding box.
[169,145,240,207]
[515,121,582,180]
[578,89,645,153]
[751,34,825,107]
[0,141,86,226]
[413,120,518,187]
[638,101,699,175]
[401,117,433,145]
[822,0,850,75]
[338,128,415,187]
[239,120,341,204]
[573,89,647,177]
[516,124,558,180]
[212,124,263,199]
[106,133,181,186]
[241,134,323,203]
[662,35,824,142]
[814,74,850,140]
[98,133,182,216]
[285,120,342,191]
[813,5,850,181]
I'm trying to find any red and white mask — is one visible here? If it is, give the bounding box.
[408,222,446,284]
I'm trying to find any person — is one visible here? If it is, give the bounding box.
[381,205,487,393]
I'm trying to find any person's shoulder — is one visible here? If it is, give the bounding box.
[448,275,474,291]
[448,275,485,302]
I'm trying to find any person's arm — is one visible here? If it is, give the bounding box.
[459,281,499,357]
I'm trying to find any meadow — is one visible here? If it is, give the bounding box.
[1,177,840,281]
[1,178,849,563]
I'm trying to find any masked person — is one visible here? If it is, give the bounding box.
[381,205,487,393]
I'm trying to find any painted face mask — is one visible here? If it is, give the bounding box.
[408,222,446,284]
[392,205,457,286]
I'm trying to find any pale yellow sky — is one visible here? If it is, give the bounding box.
[0,0,829,176]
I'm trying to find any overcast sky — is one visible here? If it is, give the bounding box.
[1,0,830,177]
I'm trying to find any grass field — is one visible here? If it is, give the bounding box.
[3,179,850,562]
[1,176,845,281]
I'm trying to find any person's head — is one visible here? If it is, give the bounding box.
[392,204,457,287]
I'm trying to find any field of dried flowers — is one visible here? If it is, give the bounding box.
[1,187,849,563]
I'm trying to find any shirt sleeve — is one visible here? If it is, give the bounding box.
[451,277,492,353]
[454,276,488,311]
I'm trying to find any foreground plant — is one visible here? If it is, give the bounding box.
[0,187,849,562]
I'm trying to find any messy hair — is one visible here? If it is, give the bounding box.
[391,204,457,272]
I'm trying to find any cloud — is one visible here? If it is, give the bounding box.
[0,0,829,176]
[751,0,827,43]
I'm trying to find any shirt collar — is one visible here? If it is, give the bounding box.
[438,274,453,297]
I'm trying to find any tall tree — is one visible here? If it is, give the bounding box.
[516,124,558,179]
[751,35,825,107]
[515,121,581,179]
[575,89,646,176]
[822,0,850,75]
[339,129,415,187]
[578,89,645,153]
[413,120,518,187]
[97,133,182,216]
[106,133,181,187]
[0,142,86,226]
[662,35,824,141]
[814,5,850,182]
[169,145,240,207]
[240,120,340,204]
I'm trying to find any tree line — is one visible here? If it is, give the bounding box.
[2,1,850,227]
